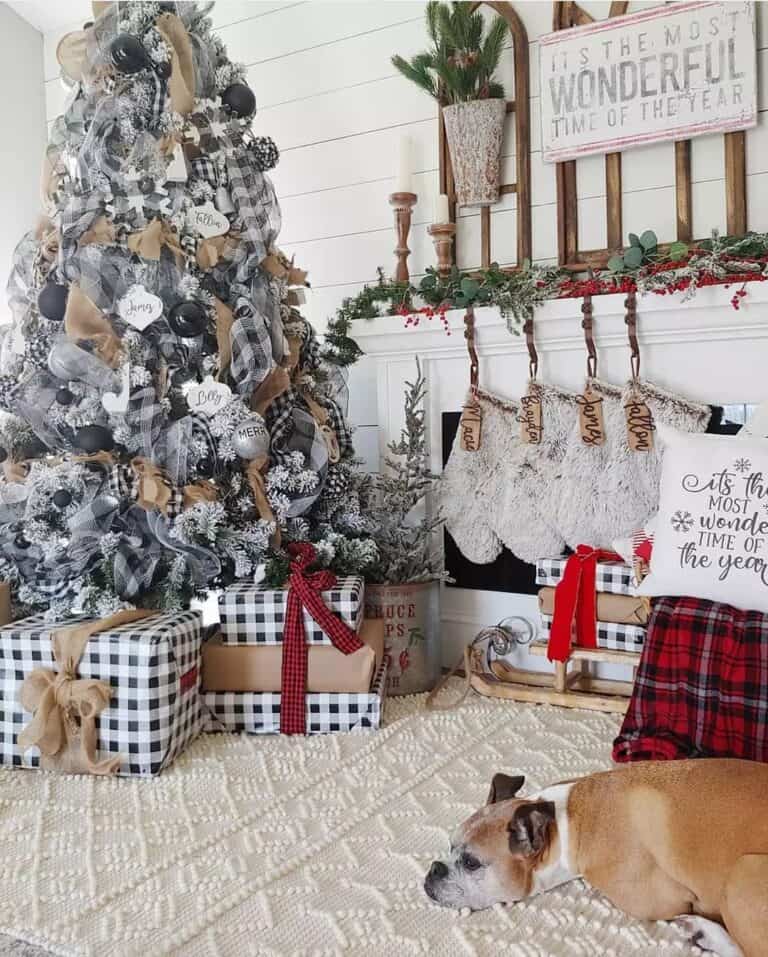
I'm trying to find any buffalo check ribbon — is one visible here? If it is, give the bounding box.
[280,542,364,734]
[547,546,624,663]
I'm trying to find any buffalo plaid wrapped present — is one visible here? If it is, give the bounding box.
[539,614,645,653]
[0,610,203,776]
[613,597,768,763]
[203,660,387,734]
[537,556,638,596]
[218,576,364,644]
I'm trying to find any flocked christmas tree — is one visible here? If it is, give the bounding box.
[0,1,377,620]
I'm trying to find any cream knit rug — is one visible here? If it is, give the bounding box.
[0,685,704,957]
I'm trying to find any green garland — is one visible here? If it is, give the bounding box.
[322,230,768,366]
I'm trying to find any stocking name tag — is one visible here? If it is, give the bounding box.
[519,386,542,445]
[577,385,605,446]
[460,400,482,452]
[625,395,654,452]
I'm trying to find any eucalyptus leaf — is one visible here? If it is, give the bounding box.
[669,241,689,259]
[628,232,641,248]
[607,255,625,273]
[639,229,658,251]
[460,277,479,298]
[624,246,644,268]
[420,274,437,290]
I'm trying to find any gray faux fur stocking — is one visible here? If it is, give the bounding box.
[554,377,710,549]
[441,383,578,565]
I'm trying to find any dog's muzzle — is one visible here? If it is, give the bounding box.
[424,860,449,900]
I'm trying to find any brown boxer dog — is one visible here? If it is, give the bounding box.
[424,759,768,957]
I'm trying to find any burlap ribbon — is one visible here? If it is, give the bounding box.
[127,219,185,266]
[182,479,217,509]
[156,13,195,116]
[197,234,238,271]
[18,609,155,775]
[80,215,116,247]
[245,459,280,548]
[2,460,29,484]
[132,457,172,513]
[213,297,233,380]
[64,283,123,369]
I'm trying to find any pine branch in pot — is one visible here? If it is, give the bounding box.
[362,359,450,696]
[392,1,508,208]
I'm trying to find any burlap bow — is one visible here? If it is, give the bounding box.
[127,219,185,266]
[18,609,155,775]
[64,283,123,369]
[156,13,195,116]
[182,479,218,509]
[132,457,172,514]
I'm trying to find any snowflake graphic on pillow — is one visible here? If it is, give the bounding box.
[670,510,694,533]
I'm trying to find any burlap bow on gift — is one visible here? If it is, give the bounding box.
[280,543,364,734]
[18,609,155,774]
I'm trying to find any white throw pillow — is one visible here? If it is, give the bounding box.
[637,428,768,613]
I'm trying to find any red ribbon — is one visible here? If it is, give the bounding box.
[280,542,364,734]
[547,546,624,663]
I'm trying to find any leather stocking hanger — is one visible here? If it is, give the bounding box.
[556,293,711,550]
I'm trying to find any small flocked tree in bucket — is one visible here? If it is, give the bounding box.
[392,1,508,207]
[362,360,449,696]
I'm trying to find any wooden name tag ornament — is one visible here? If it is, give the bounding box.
[625,393,654,452]
[577,384,605,446]
[519,384,542,445]
[459,399,482,452]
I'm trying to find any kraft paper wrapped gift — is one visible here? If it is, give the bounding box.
[202,660,387,734]
[202,618,385,692]
[0,610,204,776]
[536,556,639,596]
[537,587,650,626]
[539,612,645,653]
[217,576,364,643]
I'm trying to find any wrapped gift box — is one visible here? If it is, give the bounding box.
[202,660,387,734]
[537,587,650,626]
[202,618,384,693]
[0,611,203,776]
[217,576,364,644]
[536,557,638,596]
[539,613,645,653]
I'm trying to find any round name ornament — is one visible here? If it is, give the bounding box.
[231,415,270,460]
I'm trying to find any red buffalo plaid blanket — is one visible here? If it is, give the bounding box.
[613,596,768,763]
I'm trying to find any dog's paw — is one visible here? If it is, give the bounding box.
[673,916,744,957]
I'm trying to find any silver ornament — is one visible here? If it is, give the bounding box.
[232,414,270,460]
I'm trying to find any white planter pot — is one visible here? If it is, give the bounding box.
[364,581,440,696]
[442,98,506,208]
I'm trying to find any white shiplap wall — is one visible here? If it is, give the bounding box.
[39,0,768,456]
[0,4,46,324]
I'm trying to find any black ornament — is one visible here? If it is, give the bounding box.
[37,281,68,322]
[14,535,30,550]
[249,135,280,172]
[196,457,214,479]
[155,59,172,80]
[138,176,155,194]
[0,448,7,464]
[75,424,115,454]
[168,301,207,338]
[110,34,152,75]
[221,83,256,118]
[53,489,72,509]
[56,387,74,406]
[23,436,48,459]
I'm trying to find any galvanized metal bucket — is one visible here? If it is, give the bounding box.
[364,581,440,696]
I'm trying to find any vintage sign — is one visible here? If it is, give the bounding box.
[539,1,757,163]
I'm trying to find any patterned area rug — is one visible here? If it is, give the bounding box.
[0,684,703,957]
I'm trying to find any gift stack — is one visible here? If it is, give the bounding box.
[535,548,649,660]
[0,609,204,776]
[204,545,387,734]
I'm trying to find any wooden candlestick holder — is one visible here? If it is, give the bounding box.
[428,222,457,276]
[389,191,417,282]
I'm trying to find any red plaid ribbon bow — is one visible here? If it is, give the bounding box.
[280,542,364,734]
[547,546,624,663]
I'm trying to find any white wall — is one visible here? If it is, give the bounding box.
[0,3,46,323]
[39,0,768,457]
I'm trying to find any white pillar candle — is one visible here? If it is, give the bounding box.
[433,192,450,224]
[396,135,413,193]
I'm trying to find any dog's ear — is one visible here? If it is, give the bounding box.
[508,801,555,855]
[486,773,525,805]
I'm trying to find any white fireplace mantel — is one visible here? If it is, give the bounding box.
[349,283,768,668]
